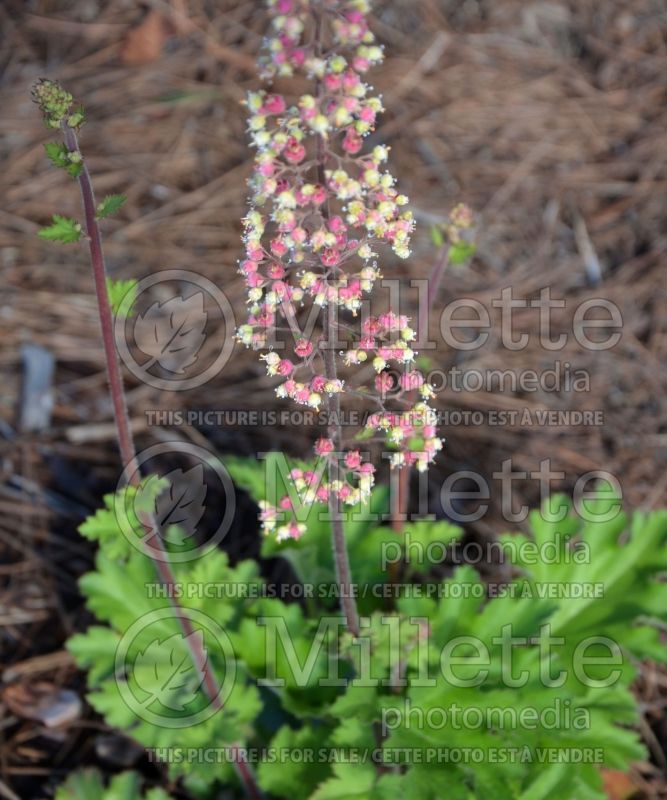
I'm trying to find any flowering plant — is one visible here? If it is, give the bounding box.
[237,1,443,580]
[31,5,667,800]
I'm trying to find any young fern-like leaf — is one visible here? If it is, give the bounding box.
[38,214,82,244]
[96,193,127,219]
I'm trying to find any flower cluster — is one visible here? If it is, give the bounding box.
[31,78,83,129]
[238,0,443,539]
[259,447,375,542]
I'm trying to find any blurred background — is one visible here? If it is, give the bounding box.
[1,0,667,796]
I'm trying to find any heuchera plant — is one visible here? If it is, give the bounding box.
[31,3,667,800]
[237,0,442,634]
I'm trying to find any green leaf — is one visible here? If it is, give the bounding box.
[38,214,82,244]
[310,763,377,800]
[56,769,106,799]
[258,725,332,799]
[105,773,142,800]
[43,141,82,177]
[96,193,127,219]
[44,141,69,168]
[67,626,121,685]
[430,225,444,248]
[55,769,171,800]
[106,277,138,317]
[448,240,476,265]
[133,630,207,712]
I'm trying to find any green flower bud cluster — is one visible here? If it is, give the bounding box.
[31,78,78,129]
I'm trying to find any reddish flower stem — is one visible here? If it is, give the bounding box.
[61,122,262,800]
[313,9,360,638]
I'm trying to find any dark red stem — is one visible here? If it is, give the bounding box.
[313,9,360,638]
[61,121,262,800]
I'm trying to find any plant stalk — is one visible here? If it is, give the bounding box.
[313,7,360,638]
[61,122,262,800]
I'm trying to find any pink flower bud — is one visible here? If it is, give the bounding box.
[246,272,264,288]
[284,137,306,164]
[344,450,362,470]
[325,73,343,91]
[295,339,313,358]
[268,262,286,279]
[246,245,264,262]
[329,215,346,234]
[294,386,310,403]
[262,93,286,114]
[315,437,334,456]
[342,131,362,154]
[241,259,258,274]
[321,247,340,267]
[359,106,376,123]
[312,185,327,205]
[337,484,352,500]
[343,70,359,91]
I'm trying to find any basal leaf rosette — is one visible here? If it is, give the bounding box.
[238,0,443,540]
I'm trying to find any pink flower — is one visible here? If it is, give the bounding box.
[321,248,340,267]
[295,339,313,358]
[241,259,258,275]
[337,484,352,500]
[270,238,288,257]
[284,137,306,164]
[315,438,334,456]
[329,215,346,234]
[268,262,285,279]
[312,185,327,205]
[325,73,342,91]
[294,386,310,404]
[241,0,439,541]
[344,450,362,470]
[342,131,362,154]
[262,93,286,114]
